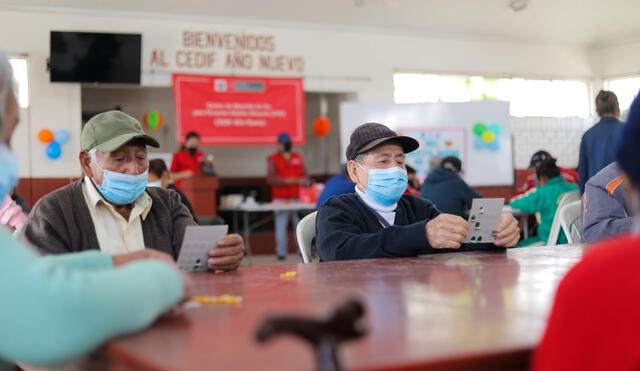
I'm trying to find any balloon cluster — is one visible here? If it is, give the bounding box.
[143,110,164,131]
[472,122,501,151]
[38,129,69,159]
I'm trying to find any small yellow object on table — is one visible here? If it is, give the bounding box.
[191,295,243,304]
[279,271,298,278]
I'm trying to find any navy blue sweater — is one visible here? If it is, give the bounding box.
[315,193,501,261]
[578,117,624,193]
[420,168,481,218]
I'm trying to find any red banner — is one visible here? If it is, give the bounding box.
[173,74,305,145]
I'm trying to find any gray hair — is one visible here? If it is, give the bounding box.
[428,155,443,172]
[0,49,14,141]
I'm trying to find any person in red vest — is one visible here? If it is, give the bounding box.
[532,92,640,370]
[170,131,206,189]
[267,132,309,260]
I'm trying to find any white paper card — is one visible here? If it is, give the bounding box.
[177,225,229,272]
[464,198,504,243]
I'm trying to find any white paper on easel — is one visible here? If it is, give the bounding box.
[464,198,504,243]
[177,225,228,272]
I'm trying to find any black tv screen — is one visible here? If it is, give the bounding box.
[50,31,141,84]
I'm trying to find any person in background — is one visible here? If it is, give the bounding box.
[0,49,191,369]
[404,165,421,196]
[21,111,244,272]
[532,91,640,371]
[509,158,579,246]
[267,132,309,260]
[316,123,520,261]
[316,164,354,207]
[578,90,624,193]
[513,150,579,197]
[420,156,481,218]
[170,131,213,189]
[148,158,195,216]
[581,162,635,243]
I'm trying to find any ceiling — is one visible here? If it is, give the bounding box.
[2,0,640,47]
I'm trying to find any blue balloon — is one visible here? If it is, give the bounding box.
[488,123,502,136]
[46,141,62,159]
[487,140,500,151]
[54,130,70,144]
[474,137,485,150]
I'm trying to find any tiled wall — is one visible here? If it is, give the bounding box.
[511,117,592,169]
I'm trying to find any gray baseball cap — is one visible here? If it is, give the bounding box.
[346,122,419,161]
[81,110,159,152]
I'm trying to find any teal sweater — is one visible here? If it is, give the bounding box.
[0,228,183,368]
[510,176,579,244]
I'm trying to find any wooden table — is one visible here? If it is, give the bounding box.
[104,246,585,371]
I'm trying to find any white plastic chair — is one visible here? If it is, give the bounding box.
[547,190,581,246]
[559,200,583,244]
[296,211,317,264]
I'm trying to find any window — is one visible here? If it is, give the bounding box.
[394,73,590,118]
[8,57,28,108]
[605,76,640,112]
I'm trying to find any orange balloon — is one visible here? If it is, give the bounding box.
[312,117,331,137]
[38,129,54,143]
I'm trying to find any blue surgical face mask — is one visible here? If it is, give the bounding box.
[0,144,18,200]
[94,168,149,205]
[358,163,408,207]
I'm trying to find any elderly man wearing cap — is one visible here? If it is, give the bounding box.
[266,132,309,260]
[316,123,520,261]
[22,111,244,272]
[533,93,640,371]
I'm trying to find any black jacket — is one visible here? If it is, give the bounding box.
[420,168,481,218]
[316,193,500,261]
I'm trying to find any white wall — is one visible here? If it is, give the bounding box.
[0,8,596,178]
[589,40,640,78]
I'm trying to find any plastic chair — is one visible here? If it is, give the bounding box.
[559,200,582,244]
[547,190,581,246]
[296,211,318,264]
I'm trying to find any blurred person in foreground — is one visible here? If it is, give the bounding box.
[533,91,640,370]
[0,49,191,369]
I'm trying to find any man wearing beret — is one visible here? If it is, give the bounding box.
[22,111,245,272]
[315,122,520,261]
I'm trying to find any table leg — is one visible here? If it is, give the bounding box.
[243,211,253,266]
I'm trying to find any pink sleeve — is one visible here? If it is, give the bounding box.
[0,196,27,229]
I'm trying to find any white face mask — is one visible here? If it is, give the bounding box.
[147,180,162,188]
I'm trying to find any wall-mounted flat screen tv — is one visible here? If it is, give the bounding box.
[50,31,141,84]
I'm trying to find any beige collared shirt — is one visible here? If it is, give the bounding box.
[81,176,153,255]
